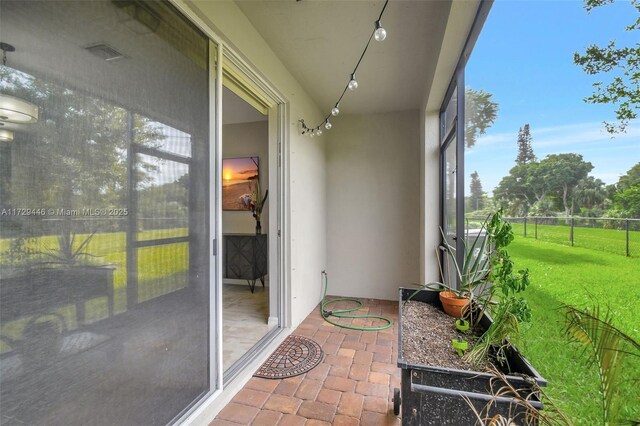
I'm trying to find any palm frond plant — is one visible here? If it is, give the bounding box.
[563,304,640,426]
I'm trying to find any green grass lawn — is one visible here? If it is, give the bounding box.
[0,228,189,290]
[510,237,640,425]
[509,221,640,258]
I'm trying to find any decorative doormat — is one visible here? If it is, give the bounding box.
[254,335,323,379]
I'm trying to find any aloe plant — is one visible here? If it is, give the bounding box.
[436,213,492,299]
[421,211,494,324]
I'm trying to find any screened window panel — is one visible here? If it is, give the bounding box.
[136,153,190,241]
[444,137,458,240]
[443,87,457,141]
[137,242,189,302]
[442,137,458,288]
[0,1,211,424]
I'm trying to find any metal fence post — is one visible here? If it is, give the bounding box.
[570,217,574,247]
[524,217,527,238]
[535,218,538,240]
[627,219,630,257]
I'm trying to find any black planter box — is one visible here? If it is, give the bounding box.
[397,288,547,425]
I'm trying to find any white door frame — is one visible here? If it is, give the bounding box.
[169,0,290,420]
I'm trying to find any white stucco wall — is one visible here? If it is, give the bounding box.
[421,112,441,284]
[326,110,421,301]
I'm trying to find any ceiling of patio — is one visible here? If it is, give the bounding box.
[1,0,455,127]
[234,0,452,115]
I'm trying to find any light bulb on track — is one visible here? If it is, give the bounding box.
[348,74,358,91]
[374,21,387,42]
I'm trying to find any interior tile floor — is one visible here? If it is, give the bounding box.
[212,297,401,426]
[223,284,272,371]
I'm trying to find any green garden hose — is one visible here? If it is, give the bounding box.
[320,271,393,331]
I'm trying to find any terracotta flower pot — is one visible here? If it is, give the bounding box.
[439,291,469,318]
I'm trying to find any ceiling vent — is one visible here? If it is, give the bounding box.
[84,43,125,62]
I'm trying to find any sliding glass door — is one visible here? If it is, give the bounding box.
[0,1,214,424]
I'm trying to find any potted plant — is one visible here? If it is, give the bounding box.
[433,219,492,320]
[395,210,546,425]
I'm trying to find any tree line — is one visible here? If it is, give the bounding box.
[468,124,640,219]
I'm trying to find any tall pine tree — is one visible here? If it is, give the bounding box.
[516,124,536,164]
[469,171,484,211]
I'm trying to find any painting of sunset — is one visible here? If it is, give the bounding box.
[222,156,259,210]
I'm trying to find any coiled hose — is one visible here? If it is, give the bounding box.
[320,271,393,331]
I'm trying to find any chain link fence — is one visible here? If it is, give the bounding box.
[466,216,640,257]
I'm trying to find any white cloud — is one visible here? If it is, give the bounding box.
[592,171,625,183]
[474,121,640,154]
[533,122,640,149]
[475,132,516,147]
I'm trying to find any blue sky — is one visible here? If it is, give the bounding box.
[465,0,640,193]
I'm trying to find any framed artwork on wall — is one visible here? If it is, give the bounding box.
[222,156,259,211]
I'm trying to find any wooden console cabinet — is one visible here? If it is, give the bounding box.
[223,234,267,293]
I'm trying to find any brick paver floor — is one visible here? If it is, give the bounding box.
[211,298,401,426]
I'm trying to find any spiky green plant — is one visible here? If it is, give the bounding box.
[37,230,102,267]
[563,305,640,426]
[423,210,496,326]
[436,212,493,299]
